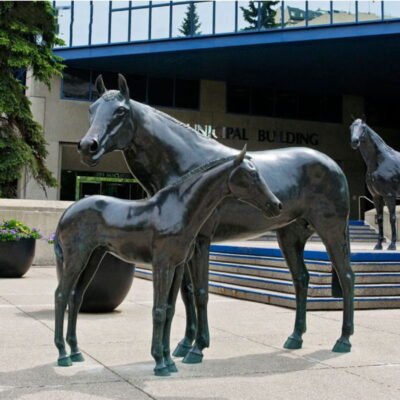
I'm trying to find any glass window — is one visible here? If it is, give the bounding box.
[131,8,149,40]
[126,74,147,103]
[298,94,321,120]
[111,10,129,43]
[92,2,109,45]
[307,1,331,26]
[55,1,72,46]
[151,4,170,39]
[260,1,282,29]
[284,1,306,27]
[275,92,298,118]
[196,1,213,35]
[148,77,174,106]
[72,2,90,46]
[63,68,91,100]
[215,1,236,33]
[175,79,200,109]
[238,1,255,31]
[384,2,400,20]
[358,1,382,22]
[332,1,356,24]
[172,4,187,37]
[227,85,250,114]
[112,1,130,9]
[251,88,275,116]
[320,95,342,123]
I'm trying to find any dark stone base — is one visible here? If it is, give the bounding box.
[80,253,135,313]
[0,238,36,278]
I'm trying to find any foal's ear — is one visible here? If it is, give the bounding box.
[118,74,130,101]
[95,75,107,95]
[234,144,247,166]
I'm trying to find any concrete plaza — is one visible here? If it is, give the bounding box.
[0,266,399,400]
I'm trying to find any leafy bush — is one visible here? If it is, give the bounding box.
[0,219,41,242]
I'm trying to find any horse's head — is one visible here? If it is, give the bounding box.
[78,74,135,166]
[350,117,367,150]
[228,145,282,218]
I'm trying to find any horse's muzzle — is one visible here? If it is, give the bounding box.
[351,140,360,150]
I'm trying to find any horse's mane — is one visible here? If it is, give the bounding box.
[366,125,394,153]
[132,99,212,140]
[170,154,237,188]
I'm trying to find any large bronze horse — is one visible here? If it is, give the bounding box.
[77,74,355,361]
[351,118,400,250]
[54,147,282,376]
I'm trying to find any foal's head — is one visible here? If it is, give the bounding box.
[78,74,135,166]
[350,118,367,150]
[229,146,282,218]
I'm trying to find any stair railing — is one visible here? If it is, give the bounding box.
[358,195,375,221]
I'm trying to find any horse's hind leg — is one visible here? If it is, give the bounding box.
[66,248,106,362]
[385,196,397,250]
[311,216,354,353]
[172,267,197,357]
[372,195,384,250]
[277,220,314,350]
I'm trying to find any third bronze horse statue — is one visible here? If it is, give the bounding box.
[77,74,355,362]
[351,118,400,250]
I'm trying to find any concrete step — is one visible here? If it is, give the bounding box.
[209,260,400,284]
[208,270,400,297]
[210,251,400,273]
[135,267,400,310]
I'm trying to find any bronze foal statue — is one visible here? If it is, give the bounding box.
[77,74,355,362]
[351,118,400,250]
[54,146,282,376]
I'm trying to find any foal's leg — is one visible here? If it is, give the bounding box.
[66,248,106,362]
[151,259,175,376]
[276,220,314,350]
[55,254,85,367]
[183,236,211,364]
[311,217,354,352]
[372,195,384,250]
[162,264,185,373]
[172,266,197,357]
[385,196,397,250]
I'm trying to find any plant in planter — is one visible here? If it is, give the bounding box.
[0,219,41,277]
[49,234,135,313]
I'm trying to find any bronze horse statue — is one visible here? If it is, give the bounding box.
[77,74,355,362]
[351,118,400,250]
[54,146,282,376]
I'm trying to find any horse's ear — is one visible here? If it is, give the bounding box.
[118,73,130,101]
[234,144,247,166]
[350,113,355,121]
[95,75,107,95]
[361,114,367,123]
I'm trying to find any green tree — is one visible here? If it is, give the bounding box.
[0,1,64,198]
[240,1,280,30]
[179,2,201,36]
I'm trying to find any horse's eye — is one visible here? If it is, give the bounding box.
[116,107,127,115]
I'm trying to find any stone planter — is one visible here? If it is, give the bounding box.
[0,238,36,277]
[80,253,135,313]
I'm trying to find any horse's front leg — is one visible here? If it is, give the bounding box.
[151,258,174,376]
[183,236,211,364]
[385,196,397,250]
[162,264,185,373]
[172,266,197,357]
[372,195,384,250]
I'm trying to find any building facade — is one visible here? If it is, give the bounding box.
[22,1,400,219]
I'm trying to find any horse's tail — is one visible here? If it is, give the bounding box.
[54,236,64,282]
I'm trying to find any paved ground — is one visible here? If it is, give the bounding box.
[0,266,400,400]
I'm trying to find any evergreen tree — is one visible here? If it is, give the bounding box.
[0,1,64,198]
[179,2,201,36]
[240,1,280,30]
